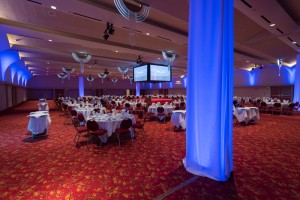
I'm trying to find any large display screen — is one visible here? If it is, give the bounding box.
[150,64,172,82]
[133,65,148,82]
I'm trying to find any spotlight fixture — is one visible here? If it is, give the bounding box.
[103,29,109,40]
[107,22,115,35]
[136,55,143,65]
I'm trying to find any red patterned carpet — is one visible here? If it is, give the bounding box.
[0,101,299,199]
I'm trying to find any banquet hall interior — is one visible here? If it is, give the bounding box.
[0,0,300,199]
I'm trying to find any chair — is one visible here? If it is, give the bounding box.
[133,103,142,114]
[294,102,300,111]
[77,113,86,126]
[143,107,154,121]
[132,111,146,138]
[71,116,88,146]
[157,107,166,123]
[179,102,186,110]
[86,120,107,147]
[64,106,73,125]
[125,103,133,114]
[259,102,268,113]
[115,118,133,146]
[272,103,281,115]
[283,103,295,115]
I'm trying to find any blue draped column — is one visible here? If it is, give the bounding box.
[136,83,140,96]
[79,77,84,97]
[184,0,233,181]
[293,54,300,103]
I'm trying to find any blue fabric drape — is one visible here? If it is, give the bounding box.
[293,55,300,103]
[184,0,233,181]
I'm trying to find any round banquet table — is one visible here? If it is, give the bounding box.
[87,114,136,143]
[28,111,51,138]
[148,105,175,115]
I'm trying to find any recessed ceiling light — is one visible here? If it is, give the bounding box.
[48,39,52,42]
[51,6,56,10]
[115,50,118,53]
[157,58,160,59]
[146,33,150,35]
[292,41,297,44]
[246,60,249,62]
[270,23,275,27]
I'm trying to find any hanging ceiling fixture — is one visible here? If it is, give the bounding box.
[62,67,75,80]
[127,74,133,84]
[162,51,176,63]
[57,72,67,84]
[111,77,118,85]
[277,58,283,76]
[136,55,143,65]
[72,51,92,73]
[87,75,94,86]
[114,0,150,46]
[98,72,107,84]
[118,66,129,79]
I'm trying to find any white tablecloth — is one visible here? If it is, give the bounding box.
[170,110,186,129]
[88,114,136,143]
[148,105,175,115]
[28,111,51,135]
[234,107,260,124]
[265,102,289,110]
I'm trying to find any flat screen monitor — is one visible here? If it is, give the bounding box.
[133,65,148,82]
[149,64,172,82]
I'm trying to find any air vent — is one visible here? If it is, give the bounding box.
[72,12,102,22]
[276,28,284,34]
[16,34,43,40]
[240,0,252,8]
[27,0,42,4]
[287,37,293,42]
[156,36,172,41]
[260,16,271,23]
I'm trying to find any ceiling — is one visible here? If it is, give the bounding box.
[0,0,299,79]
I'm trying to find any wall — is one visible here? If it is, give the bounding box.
[28,75,136,89]
[234,87,271,98]
[0,82,27,112]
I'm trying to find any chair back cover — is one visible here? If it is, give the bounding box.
[87,120,99,131]
[120,119,132,130]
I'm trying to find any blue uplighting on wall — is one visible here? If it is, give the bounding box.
[169,81,173,88]
[79,77,84,97]
[158,82,162,89]
[182,76,187,88]
[0,50,20,81]
[248,71,256,86]
[283,66,296,84]
[149,83,153,89]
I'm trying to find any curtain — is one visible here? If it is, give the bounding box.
[184,0,233,181]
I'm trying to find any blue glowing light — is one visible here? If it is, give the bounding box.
[182,76,187,88]
[158,82,162,89]
[79,77,84,97]
[184,0,233,181]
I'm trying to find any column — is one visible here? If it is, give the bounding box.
[293,54,300,103]
[79,77,84,97]
[184,0,233,181]
[136,83,140,96]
